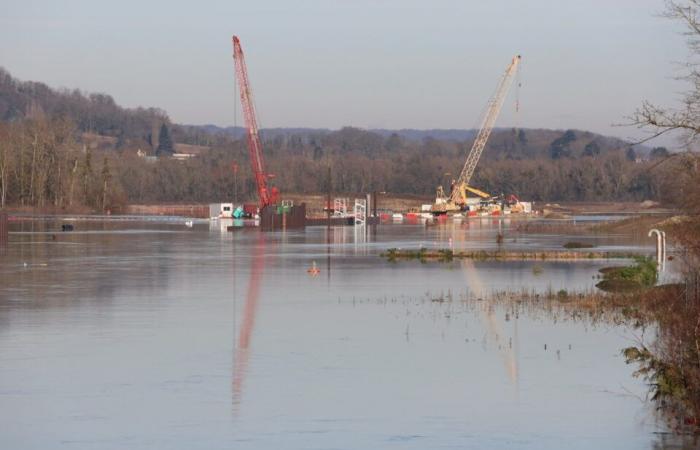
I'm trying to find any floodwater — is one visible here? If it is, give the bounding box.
[0,218,692,449]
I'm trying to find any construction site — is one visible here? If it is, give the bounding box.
[5,1,700,446]
[217,36,534,231]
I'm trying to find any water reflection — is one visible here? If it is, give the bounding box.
[462,258,519,386]
[0,218,688,449]
[232,234,265,413]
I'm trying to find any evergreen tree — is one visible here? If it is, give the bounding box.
[549,130,576,159]
[583,141,601,157]
[517,129,527,145]
[156,124,175,156]
[650,147,670,159]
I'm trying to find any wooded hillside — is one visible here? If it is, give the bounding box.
[0,67,677,211]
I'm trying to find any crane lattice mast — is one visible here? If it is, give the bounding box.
[450,55,521,204]
[232,35,276,209]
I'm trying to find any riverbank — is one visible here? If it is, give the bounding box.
[1,199,677,218]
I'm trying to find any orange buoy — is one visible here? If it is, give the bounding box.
[307,261,320,276]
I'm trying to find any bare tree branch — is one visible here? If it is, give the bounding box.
[629,1,700,146]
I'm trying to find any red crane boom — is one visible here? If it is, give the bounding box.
[232,36,278,209]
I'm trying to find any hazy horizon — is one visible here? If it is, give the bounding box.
[0,0,689,147]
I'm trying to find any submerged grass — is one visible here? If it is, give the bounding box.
[596,256,658,292]
[563,241,596,249]
[383,198,700,435]
[419,282,699,434]
[381,248,637,261]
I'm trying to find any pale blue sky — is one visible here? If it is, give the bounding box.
[0,0,689,145]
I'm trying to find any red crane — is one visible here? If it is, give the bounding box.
[232,35,279,209]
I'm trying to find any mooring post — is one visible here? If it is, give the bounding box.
[662,231,667,271]
[648,228,665,271]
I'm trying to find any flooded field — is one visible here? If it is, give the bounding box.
[0,218,691,449]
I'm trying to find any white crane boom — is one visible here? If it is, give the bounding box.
[450,55,521,204]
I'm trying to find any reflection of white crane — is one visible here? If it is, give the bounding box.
[460,258,519,385]
[434,55,522,214]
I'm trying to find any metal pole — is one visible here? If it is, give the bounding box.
[327,166,331,232]
[0,210,7,245]
[365,193,371,233]
[648,229,664,270]
[372,191,378,218]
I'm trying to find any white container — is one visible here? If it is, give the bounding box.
[209,203,234,219]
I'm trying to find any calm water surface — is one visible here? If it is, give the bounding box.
[0,218,691,449]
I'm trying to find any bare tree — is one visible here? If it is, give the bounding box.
[631,1,700,145]
[0,124,10,208]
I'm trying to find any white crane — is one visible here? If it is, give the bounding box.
[434,55,521,213]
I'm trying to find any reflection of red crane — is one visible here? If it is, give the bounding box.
[232,35,279,209]
[232,236,266,411]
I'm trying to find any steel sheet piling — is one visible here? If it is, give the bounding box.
[260,203,306,231]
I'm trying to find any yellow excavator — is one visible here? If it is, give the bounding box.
[432,55,521,215]
[434,183,491,214]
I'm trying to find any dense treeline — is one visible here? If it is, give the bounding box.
[0,117,681,210]
[0,119,116,210]
[258,126,668,203]
[0,67,683,210]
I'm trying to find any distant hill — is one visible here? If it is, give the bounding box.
[191,125,478,142]
[1,67,649,161]
[0,67,168,149]
[190,123,644,161]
